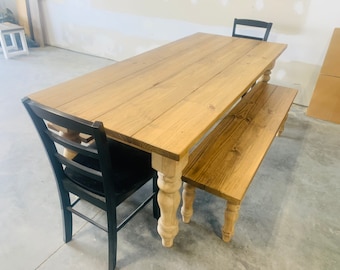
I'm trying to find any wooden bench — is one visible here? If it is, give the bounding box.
[181,82,297,242]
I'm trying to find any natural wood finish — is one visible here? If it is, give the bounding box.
[222,202,240,242]
[47,123,93,143]
[307,28,340,124]
[27,33,287,247]
[182,82,297,242]
[59,129,81,159]
[29,33,287,161]
[261,61,275,83]
[307,75,340,124]
[181,182,196,223]
[47,123,93,159]
[152,153,188,247]
[277,114,288,136]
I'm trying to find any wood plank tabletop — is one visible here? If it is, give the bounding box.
[29,33,287,160]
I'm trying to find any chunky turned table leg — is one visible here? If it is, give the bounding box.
[60,130,81,159]
[261,61,275,83]
[152,153,188,247]
[181,182,196,223]
[47,123,82,159]
[222,201,240,242]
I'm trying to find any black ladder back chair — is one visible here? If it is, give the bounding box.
[22,97,160,270]
[232,18,273,41]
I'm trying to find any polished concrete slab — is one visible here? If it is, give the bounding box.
[0,47,339,270]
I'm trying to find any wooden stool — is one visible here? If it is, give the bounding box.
[0,22,29,59]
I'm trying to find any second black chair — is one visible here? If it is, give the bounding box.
[22,97,160,270]
[232,18,273,41]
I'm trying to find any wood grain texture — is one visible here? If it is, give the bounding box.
[28,33,286,160]
[222,202,240,242]
[181,82,296,242]
[182,82,297,204]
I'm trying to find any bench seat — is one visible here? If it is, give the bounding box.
[181,82,297,242]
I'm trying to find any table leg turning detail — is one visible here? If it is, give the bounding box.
[152,153,188,247]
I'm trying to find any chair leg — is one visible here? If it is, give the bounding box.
[180,182,196,223]
[62,208,73,243]
[152,174,160,219]
[60,192,73,243]
[221,201,240,242]
[107,229,117,270]
[107,205,118,270]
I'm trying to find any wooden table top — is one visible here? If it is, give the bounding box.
[28,33,287,161]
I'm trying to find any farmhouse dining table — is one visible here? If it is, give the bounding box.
[28,32,287,247]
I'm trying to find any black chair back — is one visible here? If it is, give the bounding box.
[232,18,273,41]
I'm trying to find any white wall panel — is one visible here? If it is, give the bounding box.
[38,0,340,106]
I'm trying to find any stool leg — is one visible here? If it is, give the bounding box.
[0,33,9,59]
[222,201,240,242]
[9,33,18,50]
[181,182,196,223]
[19,30,29,55]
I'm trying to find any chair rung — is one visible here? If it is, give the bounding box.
[117,192,155,231]
[71,197,81,207]
[67,206,108,232]
[67,192,156,233]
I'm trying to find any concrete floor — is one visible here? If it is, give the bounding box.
[1,47,339,270]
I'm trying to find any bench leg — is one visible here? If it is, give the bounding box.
[277,113,288,136]
[181,182,196,223]
[222,201,240,242]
